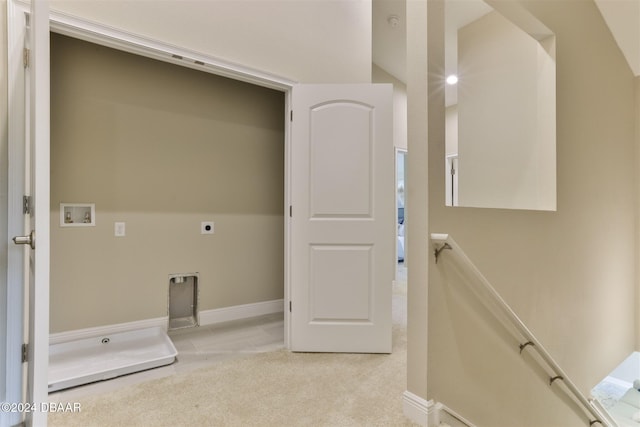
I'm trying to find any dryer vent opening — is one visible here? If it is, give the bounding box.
[168,274,199,330]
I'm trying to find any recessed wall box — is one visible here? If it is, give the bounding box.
[60,203,95,227]
[168,273,199,330]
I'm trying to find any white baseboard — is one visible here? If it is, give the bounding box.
[50,299,284,345]
[198,299,284,326]
[401,393,475,427]
[437,402,476,427]
[402,391,431,426]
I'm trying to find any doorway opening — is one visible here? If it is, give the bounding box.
[396,149,407,263]
[396,149,407,274]
[48,31,286,342]
[394,149,407,328]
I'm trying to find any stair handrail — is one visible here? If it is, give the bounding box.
[430,233,616,427]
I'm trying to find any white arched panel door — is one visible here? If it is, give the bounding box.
[7,1,51,426]
[290,84,394,353]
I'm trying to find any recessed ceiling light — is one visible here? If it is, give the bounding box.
[446,75,458,85]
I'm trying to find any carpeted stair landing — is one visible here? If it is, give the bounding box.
[49,324,414,426]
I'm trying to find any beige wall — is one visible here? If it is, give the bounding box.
[406,0,430,400]
[373,64,408,151]
[49,0,372,84]
[423,0,637,425]
[49,34,285,332]
[456,10,555,211]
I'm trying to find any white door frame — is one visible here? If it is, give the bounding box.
[6,2,298,407]
[7,1,51,425]
[5,2,28,426]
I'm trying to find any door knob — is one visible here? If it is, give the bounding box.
[12,230,35,250]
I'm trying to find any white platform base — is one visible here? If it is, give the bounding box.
[50,299,284,345]
[48,299,284,392]
[48,327,177,392]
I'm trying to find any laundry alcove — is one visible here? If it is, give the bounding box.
[49,32,285,338]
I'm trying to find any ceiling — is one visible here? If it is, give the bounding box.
[594,0,640,76]
[372,0,406,82]
[372,0,640,82]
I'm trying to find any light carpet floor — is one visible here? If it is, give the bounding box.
[49,283,414,426]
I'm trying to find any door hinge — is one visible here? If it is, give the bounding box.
[289,301,292,312]
[290,110,293,122]
[289,205,292,217]
[23,48,30,69]
[23,195,32,214]
[21,343,28,363]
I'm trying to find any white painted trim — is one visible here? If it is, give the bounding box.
[402,391,431,426]
[4,2,28,426]
[284,90,293,351]
[437,402,476,427]
[198,299,285,326]
[9,0,297,91]
[46,7,296,92]
[49,299,285,345]
[401,394,476,427]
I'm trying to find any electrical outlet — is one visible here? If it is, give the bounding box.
[115,222,126,237]
[201,221,214,235]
